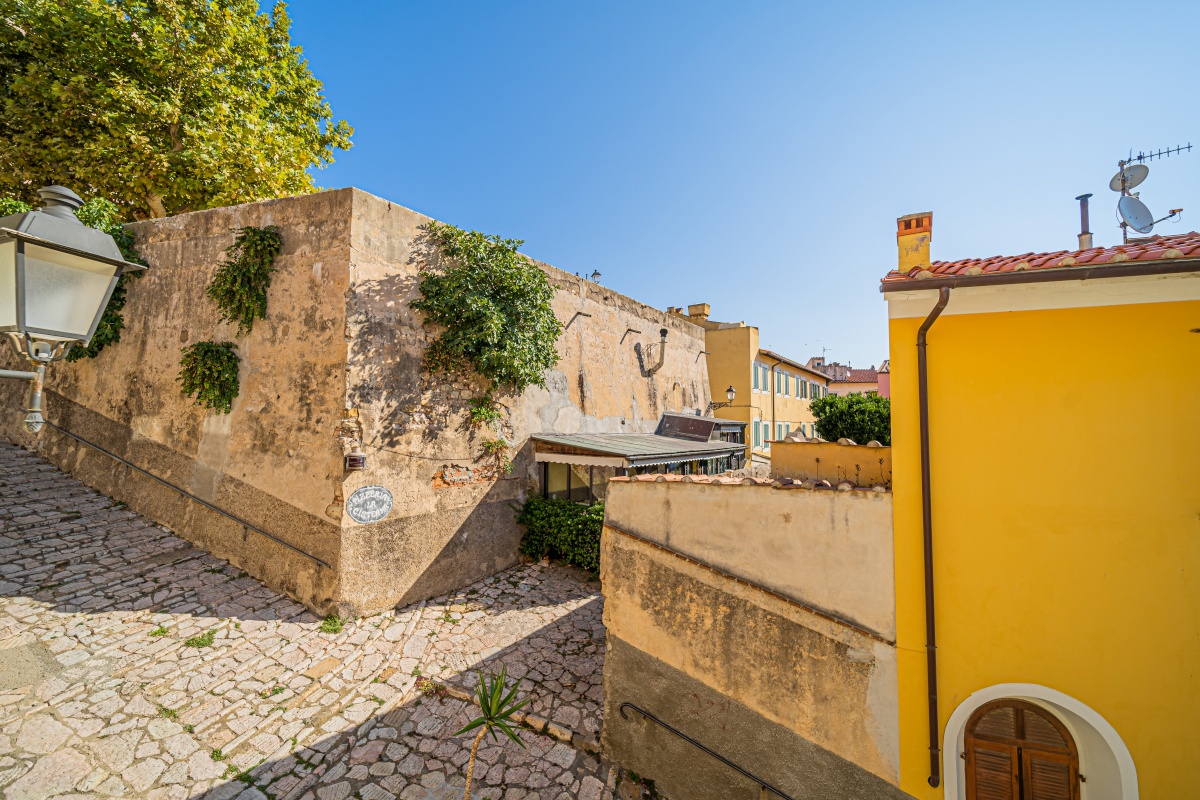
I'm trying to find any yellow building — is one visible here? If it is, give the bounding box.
[668,304,829,465]
[883,213,1200,799]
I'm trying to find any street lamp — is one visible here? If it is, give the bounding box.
[0,186,146,432]
[706,385,736,414]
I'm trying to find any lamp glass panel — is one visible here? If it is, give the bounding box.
[21,243,118,339]
[0,241,16,328]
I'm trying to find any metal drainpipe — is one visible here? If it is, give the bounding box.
[766,357,782,451]
[917,285,951,787]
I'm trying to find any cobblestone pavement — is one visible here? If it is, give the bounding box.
[0,444,619,800]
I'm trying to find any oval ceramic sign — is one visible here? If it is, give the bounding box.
[346,485,393,524]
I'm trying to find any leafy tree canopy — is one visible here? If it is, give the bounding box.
[0,0,352,219]
[810,392,891,446]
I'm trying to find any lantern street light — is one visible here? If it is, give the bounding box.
[705,385,736,414]
[0,186,146,432]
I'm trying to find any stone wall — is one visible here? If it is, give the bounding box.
[603,476,895,638]
[770,439,892,488]
[0,188,711,615]
[600,477,906,800]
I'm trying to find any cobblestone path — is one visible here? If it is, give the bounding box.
[0,444,618,800]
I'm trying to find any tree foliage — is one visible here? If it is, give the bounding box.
[412,222,562,395]
[0,195,145,361]
[0,0,352,219]
[810,392,891,446]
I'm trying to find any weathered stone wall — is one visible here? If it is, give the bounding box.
[600,479,905,799]
[771,439,892,488]
[337,192,710,610]
[0,191,352,609]
[0,188,710,615]
[603,477,895,639]
[601,531,906,799]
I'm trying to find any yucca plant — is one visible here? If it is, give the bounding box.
[454,667,529,799]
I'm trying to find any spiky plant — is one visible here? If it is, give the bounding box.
[454,667,529,799]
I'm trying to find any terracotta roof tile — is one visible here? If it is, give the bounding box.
[882,231,1200,284]
[832,368,878,384]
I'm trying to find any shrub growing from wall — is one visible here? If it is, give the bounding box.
[516,497,604,572]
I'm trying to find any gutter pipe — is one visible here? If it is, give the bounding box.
[917,285,950,787]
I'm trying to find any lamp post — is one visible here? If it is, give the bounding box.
[705,385,736,414]
[0,186,146,432]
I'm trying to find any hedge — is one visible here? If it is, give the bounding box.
[515,497,604,572]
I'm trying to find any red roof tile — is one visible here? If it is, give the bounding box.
[882,231,1200,284]
[832,368,878,384]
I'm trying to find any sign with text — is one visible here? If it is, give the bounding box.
[346,485,393,524]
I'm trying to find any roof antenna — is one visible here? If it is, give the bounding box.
[1111,143,1190,243]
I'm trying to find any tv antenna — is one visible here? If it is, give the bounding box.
[1111,144,1190,243]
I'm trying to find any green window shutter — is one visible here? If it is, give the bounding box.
[752,365,759,390]
[753,421,760,446]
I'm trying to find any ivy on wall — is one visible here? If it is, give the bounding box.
[207,226,283,336]
[412,222,562,394]
[412,221,562,470]
[0,196,147,361]
[177,342,240,414]
[176,225,282,414]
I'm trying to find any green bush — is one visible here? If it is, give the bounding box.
[810,392,891,446]
[516,497,604,572]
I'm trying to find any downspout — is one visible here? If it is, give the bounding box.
[766,356,782,452]
[918,285,951,787]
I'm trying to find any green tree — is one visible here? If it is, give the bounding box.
[810,392,891,446]
[0,0,352,219]
[454,668,528,800]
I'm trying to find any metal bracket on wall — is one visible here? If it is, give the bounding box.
[618,702,795,799]
[565,311,592,330]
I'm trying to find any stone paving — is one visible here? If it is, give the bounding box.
[0,443,622,800]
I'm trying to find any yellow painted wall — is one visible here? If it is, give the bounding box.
[750,352,829,455]
[704,325,757,461]
[889,297,1200,798]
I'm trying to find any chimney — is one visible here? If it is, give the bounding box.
[686,303,711,321]
[897,212,932,274]
[1075,194,1093,250]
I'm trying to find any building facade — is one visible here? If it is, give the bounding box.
[883,213,1200,799]
[808,357,884,396]
[668,304,830,463]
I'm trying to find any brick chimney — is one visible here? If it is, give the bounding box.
[686,303,711,321]
[897,212,932,274]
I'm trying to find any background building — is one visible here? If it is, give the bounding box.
[668,304,829,467]
[883,212,1200,799]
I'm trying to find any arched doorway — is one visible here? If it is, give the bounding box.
[966,698,1080,800]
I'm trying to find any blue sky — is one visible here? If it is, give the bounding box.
[287,1,1199,367]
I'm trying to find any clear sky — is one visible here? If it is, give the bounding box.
[286,0,1199,368]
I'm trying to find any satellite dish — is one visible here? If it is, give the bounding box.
[1118,195,1155,233]
[1110,164,1149,192]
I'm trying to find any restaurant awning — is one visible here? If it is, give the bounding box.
[531,432,744,469]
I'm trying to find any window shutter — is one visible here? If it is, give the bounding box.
[752,365,759,390]
[1022,750,1075,800]
[967,740,1019,800]
[753,421,760,446]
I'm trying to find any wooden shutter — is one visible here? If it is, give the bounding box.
[966,739,1018,800]
[1022,750,1076,800]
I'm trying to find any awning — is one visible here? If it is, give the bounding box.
[532,432,744,469]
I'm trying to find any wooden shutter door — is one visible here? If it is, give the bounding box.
[966,739,1019,800]
[1022,749,1078,800]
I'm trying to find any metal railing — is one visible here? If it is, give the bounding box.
[618,702,794,800]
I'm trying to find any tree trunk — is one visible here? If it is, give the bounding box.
[146,192,167,219]
[463,727,487,800]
